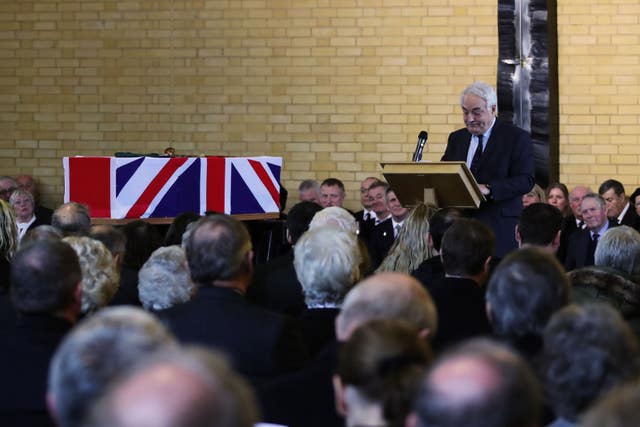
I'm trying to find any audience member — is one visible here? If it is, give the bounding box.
[158,214,307,381]
[353,177,380,243]
[543,303,640,426]
[486,247,569,378]
[568,225,640,336]
[376,203,436,275]
[630,186,640,217]
[163,211,200,246]
[412,207,463,288]
[368,187,409,268]
[546,183,571,216]
[334,319,432,427]
[0,240,82,425]
[367,181,391,225]
[63,236,120,316]
[119,220,163,306]
[298,179,320,203]
[407,338,541,427]
[557,185,592,262]
[51,202,91,237]
[247,201,323,317]
[138,245,195,312]
[319,178,346,208]
[0,176,17,202]
[0,200,18,292]
[85,346,260,427]
[260,272,438,427]
[88,225,135,305]
[515,202,563,252]
[427,218,494,350]
[294,226,360,356]
[522,184,546,208]
[10,189,47,241]
[16,174,53,224]
[565,192,617,271]
[47,307,176,427]
[599,179,638,227]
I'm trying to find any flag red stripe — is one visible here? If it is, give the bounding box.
[68,157,111,218]
[125,158,188,218]
[206,157,225,213]
[248,159,280,208]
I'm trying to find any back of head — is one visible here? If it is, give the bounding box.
[294,226,360,308]
[164,212,201,247]
[286,201,323,244]
[486,247,569,342]
[63,236,120,315]
[11,240,81,315]
[121,220,163,270]
[0,199,18,262]
[48,306,176,427]
[336,272,437,341]
[20,224,63,249]
[138,245,195,311]
[441,218,495,276]
[428,207,463,252]
[595,225,640,277]
[85,346,259,427]
[185,215,252,285]
[413,339,541,427]
[309,206,358,235]
[377,203,436,274]
[543,303,640,421]
[338,319,432,427]
[89,225,127,259]
[517,203,563,246]
[52,202,91,237]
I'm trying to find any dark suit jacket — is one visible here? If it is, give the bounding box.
[246,252,306,317]
[617,205,639,228]
[299,308,339,359]
[0,314,72,426]
[412,255,445,289]
[426,276,492,352]
[442,118,535,257]
[33,205,52,226]
[564,220,618,271]
[158,286,308,382]
[354,210,376,245]
[557,215,580,264]
[367,218,395,269]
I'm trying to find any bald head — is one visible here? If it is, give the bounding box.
[336,272,437,341]
[52,202,91,236]
[412,339,540,427]
[569,185,592,219]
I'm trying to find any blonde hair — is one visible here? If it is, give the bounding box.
[0,200,18,262]
[63,236,120,314]
[376,203,437,274]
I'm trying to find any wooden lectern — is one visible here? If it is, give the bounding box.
[380,161,485,209]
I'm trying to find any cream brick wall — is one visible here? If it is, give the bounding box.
[1,0,637,210]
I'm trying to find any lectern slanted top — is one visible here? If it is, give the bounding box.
[380,161,485,209]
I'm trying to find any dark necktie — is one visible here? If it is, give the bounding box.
[470,134,484,175]
[364,212,370,221]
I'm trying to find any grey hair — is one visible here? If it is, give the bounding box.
[48,306,176,427]
[294,226,360,308]
[309,206,358,235]
[460,81,498,110]
[138,245,196,311]
[298,179,320,192]
[581,192,607,210]
[9,188,34,207]
[595,226,640,277]
[63,236,120,315]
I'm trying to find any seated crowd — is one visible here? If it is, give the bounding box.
[1,173,640,427]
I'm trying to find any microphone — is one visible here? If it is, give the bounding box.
[412,130,429,162]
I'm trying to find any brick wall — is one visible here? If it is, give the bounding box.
[1,1,637,210]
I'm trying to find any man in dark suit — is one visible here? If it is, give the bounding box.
[565,193,617,271]
[159,214,308,383]
[353,177,380,243]
[557,185,591,263]
[368,185,407,269]
[247,201,323,317]
[516,202,563,253]
[441,82,535,257]
[0,240,82,426]
[599,179,638,228]
[426,218,494,351]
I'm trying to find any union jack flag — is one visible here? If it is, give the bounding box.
[63,156,282,218]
